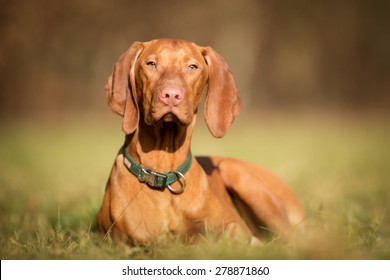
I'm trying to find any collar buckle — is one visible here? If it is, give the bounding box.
[139,167,167,189]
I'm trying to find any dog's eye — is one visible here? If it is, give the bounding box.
[188,64,198,70]
[146,61,157,68]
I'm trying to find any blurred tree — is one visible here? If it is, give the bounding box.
[0,0,389,118]
[253,0,390,111]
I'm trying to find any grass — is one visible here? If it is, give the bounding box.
[0,112,389,259]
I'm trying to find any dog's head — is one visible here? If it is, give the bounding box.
[105,38,240,138]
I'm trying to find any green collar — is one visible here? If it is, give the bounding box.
[122,145,192,194]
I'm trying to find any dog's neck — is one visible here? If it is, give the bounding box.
[125,117,195,172]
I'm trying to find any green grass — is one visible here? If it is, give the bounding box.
[0,113,389,259]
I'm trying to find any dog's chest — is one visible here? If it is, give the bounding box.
[125,190,206,243]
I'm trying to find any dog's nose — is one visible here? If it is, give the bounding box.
[159,86,183,106]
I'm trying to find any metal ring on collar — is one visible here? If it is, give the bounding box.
[167,171,186,194]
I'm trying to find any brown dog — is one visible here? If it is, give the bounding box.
[97,39,304,245]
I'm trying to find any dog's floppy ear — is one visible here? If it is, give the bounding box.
[202,47,241,138]
[105,42,144,134]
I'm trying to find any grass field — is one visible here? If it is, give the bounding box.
[0,112,389,259]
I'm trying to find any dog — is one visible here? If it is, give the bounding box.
[97,38,304,245]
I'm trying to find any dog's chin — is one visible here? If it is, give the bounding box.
[161,113,192,127]
[161,112,177,123]
[148,112,191,128]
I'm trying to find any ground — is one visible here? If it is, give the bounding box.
[0,112,389,259]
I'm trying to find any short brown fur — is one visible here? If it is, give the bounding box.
[97,39,304,245]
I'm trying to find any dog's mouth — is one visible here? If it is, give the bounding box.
[161,112,177,123]
[159,112,190,128]
[150,105,192,127]
[145,110,183,127]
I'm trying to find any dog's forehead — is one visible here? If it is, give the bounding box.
[141,39,204,62]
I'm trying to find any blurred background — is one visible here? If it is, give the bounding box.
[1,0,390,259]
[1,0,389,120]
